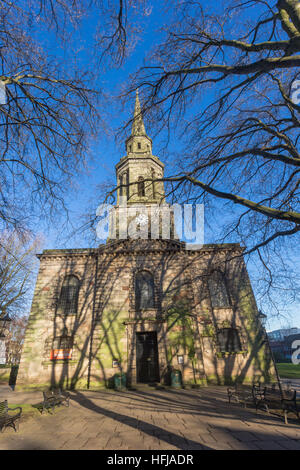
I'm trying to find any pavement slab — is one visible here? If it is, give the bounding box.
[1,385,300,450]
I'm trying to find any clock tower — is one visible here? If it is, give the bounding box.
[116,89,165,205]
[112,90,176,240]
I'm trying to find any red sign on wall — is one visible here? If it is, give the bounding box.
[50,349,72,360]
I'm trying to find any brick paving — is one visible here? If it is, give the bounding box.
[1,386,300,450]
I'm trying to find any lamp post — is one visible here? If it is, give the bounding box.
[258,310,283,396]
[258,310,267,328]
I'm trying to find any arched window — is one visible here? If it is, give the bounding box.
[119,174,124,197]
[207,271,230,308]
[217,328,242,353]
[126,170,130,200]
[135,271,155,310]
[138,176,145,197]
[58,275,80,315]
[151,169,156,199]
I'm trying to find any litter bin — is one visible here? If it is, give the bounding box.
[171,369,183,388]
[114,372,127,390]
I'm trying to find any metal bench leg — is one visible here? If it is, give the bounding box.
[15,418,20,432]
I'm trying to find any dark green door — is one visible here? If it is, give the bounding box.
[136,332,160,383]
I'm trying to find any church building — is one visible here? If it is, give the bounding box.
[17,92,276,390]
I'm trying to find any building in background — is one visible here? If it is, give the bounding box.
[268,328,300,363]
[268,328,300,342]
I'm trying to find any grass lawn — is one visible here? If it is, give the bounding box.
[13,403,39,419]
[276,363,300,379]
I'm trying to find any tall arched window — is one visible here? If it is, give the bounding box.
[207,271,230,308]
[119,174,124,197]
[135,271,155,310]
[138,177,145,197]
[58,275,80,315]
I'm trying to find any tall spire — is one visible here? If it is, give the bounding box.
[131,89,146,136]
[125,89,153,155]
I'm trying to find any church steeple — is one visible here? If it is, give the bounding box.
[112,92,177,240]
[131,89,147,136]
[125,90,152,155]
[116,91,165,206]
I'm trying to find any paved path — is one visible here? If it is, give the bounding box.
[1,386,300,450]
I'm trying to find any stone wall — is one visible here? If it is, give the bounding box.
[17,241,276,390]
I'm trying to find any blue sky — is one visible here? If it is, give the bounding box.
[25,1,300,333]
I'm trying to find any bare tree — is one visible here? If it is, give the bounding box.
[5,315,28,364]
[0,1,102,235]
[0,231,40,320]
[0,0,157,237]
[108,0,300,314]
[125,0,299,231]
[2,1,299,315]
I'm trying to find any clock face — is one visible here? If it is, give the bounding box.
[135,213,148,225]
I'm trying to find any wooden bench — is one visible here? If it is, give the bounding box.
[254,385,300,424]
[42,389,70,414]
[0,400,22,432]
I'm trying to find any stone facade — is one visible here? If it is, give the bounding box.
[17,92,276,390]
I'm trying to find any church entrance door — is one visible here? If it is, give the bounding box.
[136,332,160,383]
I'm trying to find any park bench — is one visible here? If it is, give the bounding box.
[227,382,268,410]
[42,389,70,414]
[227,383,257,408]
[254,385,300,424]
[0,400,22,432]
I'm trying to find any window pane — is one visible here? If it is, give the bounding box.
[135,271,154,309]
[208,272,230,308]
[50,336,73,360]
[53,336,73,349]
[58,275,79,315]
[217,328,242,352]
[138,177,145,197]
[119,174,123,196]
